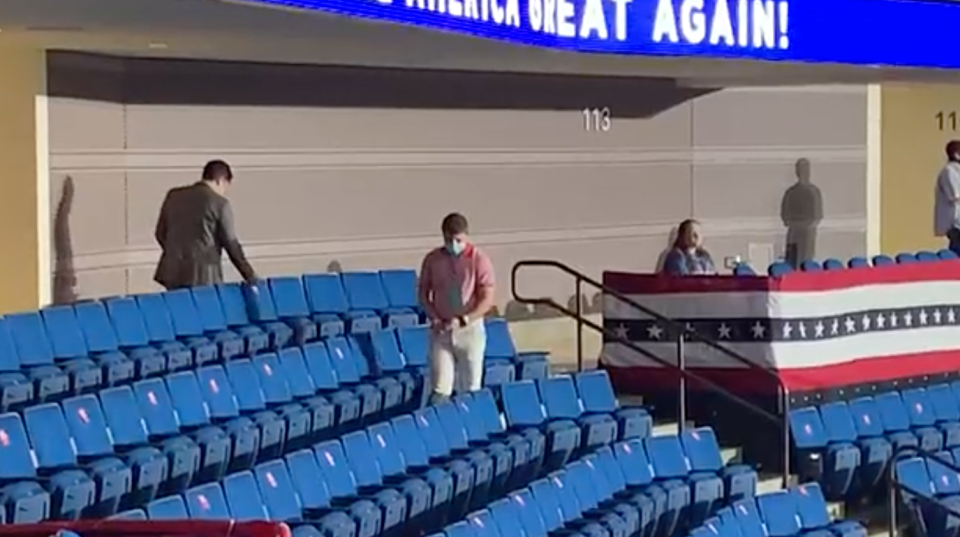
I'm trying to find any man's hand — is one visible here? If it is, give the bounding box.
[430,317,454,332]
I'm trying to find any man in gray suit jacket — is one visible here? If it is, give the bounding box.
[153,160,258,290]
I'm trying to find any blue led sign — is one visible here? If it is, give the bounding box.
[252,0,960,69]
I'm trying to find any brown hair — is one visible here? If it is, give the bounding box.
[673,219,700,250]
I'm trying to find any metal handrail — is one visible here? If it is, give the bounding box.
[886,445,960,537]
[510,259,791,487]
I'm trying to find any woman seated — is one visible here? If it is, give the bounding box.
[661,219,717,276]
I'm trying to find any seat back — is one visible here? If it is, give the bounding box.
[788,407,828,449]
[100,385,149,447]
[574,370,619,413]
[489,497,526,537]
[278,347,318,398]
[681,427,724,472]
[569,457,602,509]
[391,414,430,468]
[537,376,583,420]
[0,412,37,481]
[74,302,121,353]
[767,262,792,276]
[184,482,231,519]
[872,255,895,266]
[435,401,471,451]
[196,365,241,420]
[485,318,517,359]
[254,460,303,522]
[732,499,767,537]
[614,438,654,487]
[216,283,252,327]
[223,471,269,520]
[313,440,359,498]
[147,496,189,519]
[133,377,181,437]
[894,457,934,498]
[847,257,869,268]
[105,297,152,347]
[0,318,20,372]
[413,406,452,460]
[510,489,548,537]
[645,435,690,479]
[918,251,940,262]
[901,388,938,427]
[6,312,55,367]
[301,342,340,391]
[269,277,311,318]
[341,271,389,311]
[472,388,506,436]
[875,391,912,432]
[379,269,418,309]
[368,421,406,478]
[166,371,212,429]
[756,490,801,537]
[501,380,547,428]
[303,273,349,315]
[823,258,844,270]
[445,522,477,537]
[397,325,429,368]
[62,394,114,459]
[799,260,822,272]
[136,293,178,343]
[848,396,885,437]
[163,289,206,337]
[896,253,917,264]
[41,306,89,361]
[24,403,77,470]
[225,359,268,412]
[455,394,488,443]
[792,483,831,529]
[595,445,627,495]
[551,472,584,524]
[191,286,229,333]
[368,328,407,373]
[326,337,362,384]
[341,430,384,488]
[244,283,279,323]
[819,401,858,443]
[529,478,566,530]
[941,249,960,260]
[928,383,960,422]
[285,449,332,513]
[253,353,294,406]
[927,452,960,495]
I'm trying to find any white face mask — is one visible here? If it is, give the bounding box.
[445,239,466,256]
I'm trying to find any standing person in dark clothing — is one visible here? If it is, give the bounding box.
[153,159,258,290]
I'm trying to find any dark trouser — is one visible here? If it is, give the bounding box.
[948,228,960,255]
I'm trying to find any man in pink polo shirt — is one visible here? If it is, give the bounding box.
[418,212,496,404]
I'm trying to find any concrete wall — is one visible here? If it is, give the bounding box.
[46,52,869,315]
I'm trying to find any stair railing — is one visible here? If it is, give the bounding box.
[510,259,791,487]
[886,445,960,537]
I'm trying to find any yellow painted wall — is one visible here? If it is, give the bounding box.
[880,83,960,254]
[0,46,47,313]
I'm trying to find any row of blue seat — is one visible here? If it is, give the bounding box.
[789,382,960,502]
[733,248,960,276]
[434,426,758,537]
[686,483,867,537]
[895,451,960,537]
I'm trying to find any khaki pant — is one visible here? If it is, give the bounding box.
[429,320,486,401]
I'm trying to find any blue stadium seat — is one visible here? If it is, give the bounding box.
[612,440,666,537]
[357,328,419,411]
[222,470,270,520]
[298,342,363,432]
[792,483,866,537]
[366,421,434,531]
[877,391,940,452]
[146,495,188,519]
[0,412,51,523]
[732,264,755,276]
[389,414,457,529]
[822,258,844,270]
[538,375,615,454]
[411,406,480,525]
[268,276,320,345]
[164,288,244,362]
[136,293,207,371]
[104,297,175,379]
[800,260,822,272]
[225,359,291,462]
[566,455,633,536]
[253,352,333,451]
[253,458,307,523]
[195,364,263,473]
[206,284,270,356]
[283,450,361,537]
[767,262,792,276]
[21,403,96,520]
[846,397,896,491]
[788,405,860,500]
[41,306,103,393]
[6,312,71,402]
[0,318,36,411]
[646,435,698,536]
[927,384,960,448]
[110,509,147,520]
[184,482,231,519]
[274,347,338,446]
[190,285,248,360]
[433,401,496,512]
[343,271,419,330]
[575,370,652,441]
[455,390,524,497]
[847,257,869,268]
[939,249,959,260]
[917,251,940,262]
[682,427,757,503]
[894,456,960,537]
[871,255,895,266]
[902,387,955,450]
[396,325,431,408]
[72,302,136,387]
[485,318,548,382]
[313,439,385,537]
[379,269,423,319]
[61,395,134,517]
[756,489,802,537]
[165,370,232,483]
[895,252,917,264]
[346,336,404,418]
[501,380,565,476]
[241,282,295,350]
[131,377,203,495]
[303,273,349,338]
[326,337,385,423]
[341,430,410,535]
